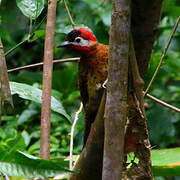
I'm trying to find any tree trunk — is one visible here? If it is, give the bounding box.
[0,38,13,119]
[131,0,163,77]
[102,0,130,179]
[69,93,106,180]
[69,0,163,179]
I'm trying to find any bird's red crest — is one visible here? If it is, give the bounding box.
[75,28,97,41]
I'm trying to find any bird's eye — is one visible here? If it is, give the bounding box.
[75,37,81,43]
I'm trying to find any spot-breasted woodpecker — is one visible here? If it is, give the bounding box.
[59,28,108,144]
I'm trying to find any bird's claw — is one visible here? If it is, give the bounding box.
[102,79,108,89]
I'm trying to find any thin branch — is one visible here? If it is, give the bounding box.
[40,0,58,159]
[7,58,179,114]
[2,174,10,180]
[28,18,33,40]
[34,14,47,31]
[5,37,29,57]
[63,0,75,28]
[5,14,47,57]
[69,102,83,170]
[145,93,180,113]
[7,57,80,72]
[145,16,180,94]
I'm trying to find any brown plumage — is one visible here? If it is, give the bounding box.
[79,43,108,144]
[59,28,108,144]
[59,28,140,155]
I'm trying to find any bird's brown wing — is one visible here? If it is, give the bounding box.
[79,44,108,145]
[78,60,92,145]
[78,60,89,107]
[79,59,102,145]
[78,65,105,145]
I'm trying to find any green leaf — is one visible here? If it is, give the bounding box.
[127,148,180,176]
[152,148,180,176]
[10,82,70,121]
[27,140,40,154]
[21,131,31,146]
[162,0,180,18]
[0,148,73,178]
[34,29,45,38]
[17,102,39,124]
[16,0,45,19]
[5,135,26,151]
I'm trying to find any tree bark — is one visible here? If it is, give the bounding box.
[69,93,106,180]
[123,1,164,179]
[102,0,130,179]
[124,40,153,179]
[131,0,163,77]
[0,38,13,119]
[40,0,57,159]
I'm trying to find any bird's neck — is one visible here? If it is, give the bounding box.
[81,43,108,68]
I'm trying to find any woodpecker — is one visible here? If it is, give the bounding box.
[59,28,108,144]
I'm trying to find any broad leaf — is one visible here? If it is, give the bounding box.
[127,148,180,176]
[0,148,73,178]
[17,102,39,124]
[152,148,180,176]
[10,82,70,121]
[16,0,44,19]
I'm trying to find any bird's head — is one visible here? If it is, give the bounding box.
[58,27,97,52]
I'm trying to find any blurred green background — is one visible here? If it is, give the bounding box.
[0,0,179,178]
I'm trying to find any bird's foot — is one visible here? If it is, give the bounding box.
[102,79,108,89]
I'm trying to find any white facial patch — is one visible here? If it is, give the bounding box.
[72,37,90,47]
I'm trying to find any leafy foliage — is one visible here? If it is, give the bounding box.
[0,146,73,178]
[10,81,70,120]
[145,15,180,149]
[151,148,180,176]
[16,0,45,19]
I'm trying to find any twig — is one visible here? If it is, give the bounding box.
[103,84,179,114]
[7,65,179,115]
[63,0,75,28]
[7,57,80,72]
[28,18,33,40]
[7,56,179,113]
[145,93,180,113]
[2,174,10,180]
[5,37,29,57]
[145,16,180,94]
[40,0,58,159]
[69,102,83,170]
[5,14,47,57]
[34,14,47,31]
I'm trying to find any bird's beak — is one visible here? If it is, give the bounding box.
[57,41,71,48]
